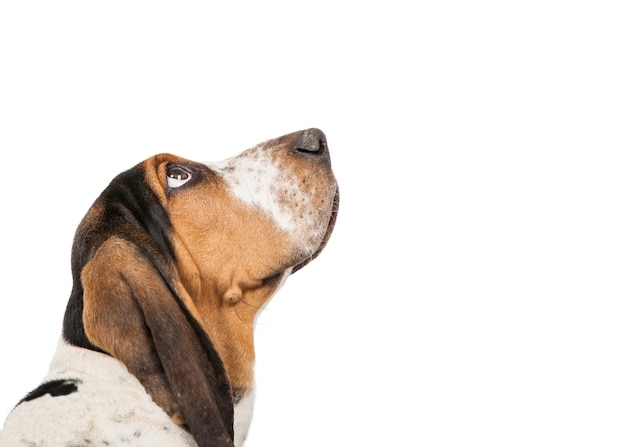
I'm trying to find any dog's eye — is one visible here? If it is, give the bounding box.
[166,165,192,188]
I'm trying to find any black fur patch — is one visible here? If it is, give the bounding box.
[19,379,81,404]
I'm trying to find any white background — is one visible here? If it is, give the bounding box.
[1,1,624,446]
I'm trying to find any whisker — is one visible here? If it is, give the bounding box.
[239,297,264,311]
[233,304,255,332]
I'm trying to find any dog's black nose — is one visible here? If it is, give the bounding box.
[294,128,327,154]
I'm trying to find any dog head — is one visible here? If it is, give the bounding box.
[62,128,338,446]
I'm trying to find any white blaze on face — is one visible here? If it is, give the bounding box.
[207,144,326,252]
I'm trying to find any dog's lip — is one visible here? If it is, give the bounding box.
[291,186,339,274]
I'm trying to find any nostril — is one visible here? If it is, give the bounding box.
[295,138,325,153]
[294,128,327,154]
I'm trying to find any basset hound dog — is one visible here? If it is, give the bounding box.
[0,128,339,447]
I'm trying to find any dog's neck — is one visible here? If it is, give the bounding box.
[190,273,288,399]
[173,242,291,399]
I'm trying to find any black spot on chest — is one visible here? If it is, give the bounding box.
[19,379,81,404]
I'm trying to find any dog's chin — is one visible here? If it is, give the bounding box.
[291,187,339,274]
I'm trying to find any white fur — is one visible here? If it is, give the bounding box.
[208,143,327,253]
[233,389,255,447]
[209,147,300,232]
[0,340,256,447]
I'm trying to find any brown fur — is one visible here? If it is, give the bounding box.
[69,128,338,447]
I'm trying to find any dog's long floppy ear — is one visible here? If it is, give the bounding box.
[62,163,234,447]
